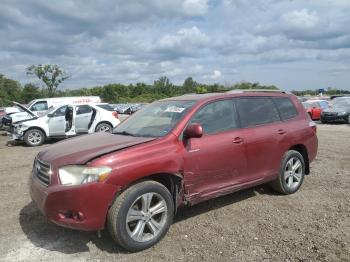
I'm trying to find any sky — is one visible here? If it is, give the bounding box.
[0,0,350,90]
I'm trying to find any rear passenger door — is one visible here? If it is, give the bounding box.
[183,99,248,203]
[236,97,285,182]
[75,105,93,133]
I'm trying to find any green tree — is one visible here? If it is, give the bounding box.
[182,77,197,94]
[0,74,22,105]
[26,64,69,97]
[21,83,42,103]
[154,76,174,96]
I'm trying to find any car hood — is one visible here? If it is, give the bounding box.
[13,102,36,117]
[323,108,350,113]
[38,132,156,166]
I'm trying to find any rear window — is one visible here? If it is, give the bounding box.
[237,97,280,128]
[97,104,114,111]
[274,97,298,120]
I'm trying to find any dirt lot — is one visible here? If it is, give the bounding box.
[0,124,349,262]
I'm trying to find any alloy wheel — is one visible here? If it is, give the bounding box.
[27,131,42,145]
[284,157,303,190]
[126,192,168,243]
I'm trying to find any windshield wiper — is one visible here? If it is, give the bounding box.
[114,131,136,137]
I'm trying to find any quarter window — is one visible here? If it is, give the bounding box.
[273,97,298,120]
[190,100,237,135]
[237,97,280,127]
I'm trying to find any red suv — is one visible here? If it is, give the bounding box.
[30,91,318,251]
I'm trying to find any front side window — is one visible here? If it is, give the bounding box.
[237,97,280,128]
[273,97,298,120]
[53,106,68,117]
[30,101,48,112]
[114,100,195,137]
[189,100,237,135]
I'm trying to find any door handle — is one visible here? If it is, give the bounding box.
[232,137,244,144]
[277,129,287,135]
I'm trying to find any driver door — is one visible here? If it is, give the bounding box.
[182,99,248,204]
[48,105,67,136]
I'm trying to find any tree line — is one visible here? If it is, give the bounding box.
[0,73,279,106]
[1,63,349,106]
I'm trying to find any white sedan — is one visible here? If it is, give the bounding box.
[10,103,120,146]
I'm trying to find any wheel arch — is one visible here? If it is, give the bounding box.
[24,126,47,139]
[112,172,183,214]
[289,144,309,174]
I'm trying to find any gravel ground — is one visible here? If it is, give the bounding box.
[0,124,349,262]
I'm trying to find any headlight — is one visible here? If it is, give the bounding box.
[58,165,112,186]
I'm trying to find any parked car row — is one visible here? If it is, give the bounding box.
[112,103,147,114]
[320,96,350,124]
[301,96,350,124]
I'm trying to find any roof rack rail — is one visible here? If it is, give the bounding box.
[227,89,290,94]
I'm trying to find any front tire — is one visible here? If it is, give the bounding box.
[24,129,45,147]
[107,181,174,252]
[270,150,305,194]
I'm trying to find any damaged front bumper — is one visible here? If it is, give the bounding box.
[8,126,25,141]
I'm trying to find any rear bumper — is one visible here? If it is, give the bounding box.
[30,170,120,231]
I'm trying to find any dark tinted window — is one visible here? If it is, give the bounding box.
[30,101,48,111]
[274,97,298,120]
[237,97,280,127]
[190,100,237,135]
[97,104,114,111]
[53,106,67,117]
[76,105,92,115]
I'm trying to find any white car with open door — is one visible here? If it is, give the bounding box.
[10,103,120,146]
[4,96,101,127]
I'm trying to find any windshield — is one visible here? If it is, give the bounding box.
[332,98,350,110]
[302,102,318,109]
[113,100,196,137]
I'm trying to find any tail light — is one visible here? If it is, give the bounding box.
[112,111,119,119]
[309,121,317,134]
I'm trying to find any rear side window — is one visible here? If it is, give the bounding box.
[273,97,298,120]
[76,105,92,115]
[96,104,114,111]
[190,100,238,135]
[237,97,280,127]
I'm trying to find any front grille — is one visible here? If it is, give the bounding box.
[34,158,51,186]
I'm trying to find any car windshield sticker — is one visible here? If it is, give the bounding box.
[164,106,185,113]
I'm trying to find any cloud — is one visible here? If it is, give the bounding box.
[281,9,320,29]
[0,0,349,90]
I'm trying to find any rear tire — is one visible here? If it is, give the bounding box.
[107,181,174,252]
[24,129,45,147]
[95,123,112,133]
[270,150,305,194]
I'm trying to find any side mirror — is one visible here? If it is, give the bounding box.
[184,123,203,139]
[47,113,54,118]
